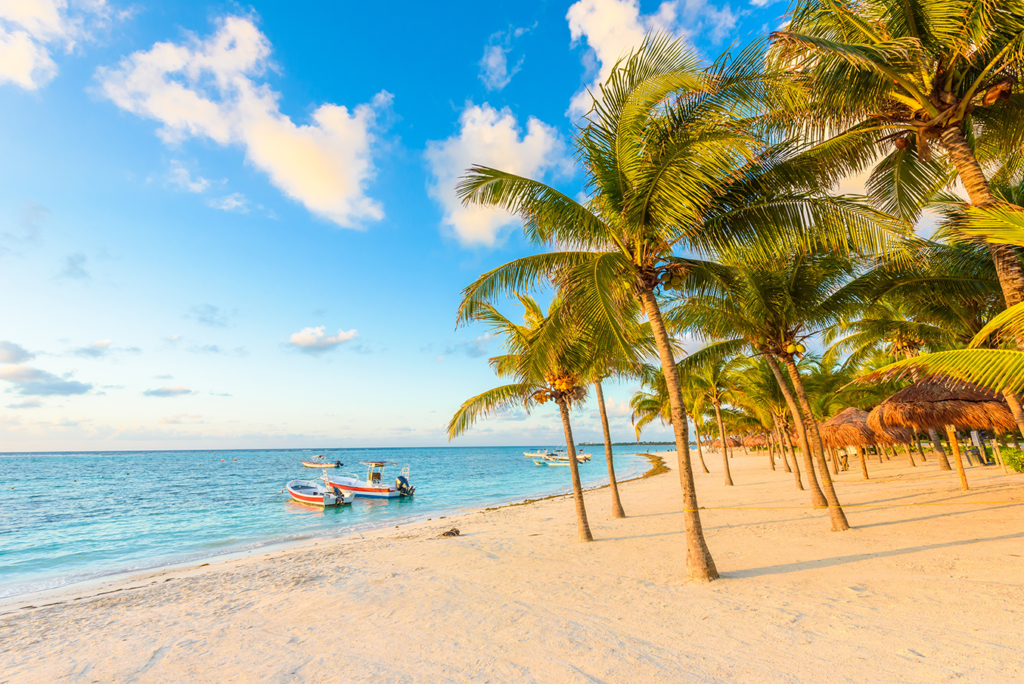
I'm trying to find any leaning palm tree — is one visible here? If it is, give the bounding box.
[667,250,859,530]
[455,35,904,578]
[769,0,1024,335]
[447,295,595,542]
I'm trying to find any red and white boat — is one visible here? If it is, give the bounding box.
[286,474,355,507]
[325,461,415,499]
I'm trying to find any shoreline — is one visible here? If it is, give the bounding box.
[0,451,665,611]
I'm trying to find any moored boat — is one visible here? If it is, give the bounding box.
[326,461,415,499]
[526,448,591,464]
[286,476,355,507]
[302,456,343,468]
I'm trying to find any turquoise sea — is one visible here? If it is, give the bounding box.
[0,446,652,598]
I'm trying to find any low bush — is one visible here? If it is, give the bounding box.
[999,447,1024,473]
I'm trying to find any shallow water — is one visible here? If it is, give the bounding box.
[0,446,651,598]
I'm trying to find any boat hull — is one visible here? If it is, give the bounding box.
[286,480,353,507]
[325,475,404,498]
[302,461,339,468]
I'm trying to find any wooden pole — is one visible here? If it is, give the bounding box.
[856,445,869,480]
[945,425,969,491]
[992,438,1008,474]
[904,442,916,467]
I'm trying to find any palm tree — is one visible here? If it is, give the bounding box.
[769,0,1024,341]
[865,211,1024,437]
[687,354,743,486]
[454,36,905,577]
[827,238,1011,465]
[630,365,712,476]
[591,375,627,518]
[447,295,595,542]
[730,355,803,484]
[668,250,859,530]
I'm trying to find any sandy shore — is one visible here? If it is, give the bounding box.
[2,450,1023,683]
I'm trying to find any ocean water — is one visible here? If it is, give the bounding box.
[0,446,653,598]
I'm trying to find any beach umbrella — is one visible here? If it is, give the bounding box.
[867,380,1016,490]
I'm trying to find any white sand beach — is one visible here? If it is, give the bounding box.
[2,452,1023,683]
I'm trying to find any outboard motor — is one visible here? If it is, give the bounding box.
[335,461,344,468]
[395,475,414,497]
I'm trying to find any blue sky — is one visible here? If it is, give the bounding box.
[0,0,786,451]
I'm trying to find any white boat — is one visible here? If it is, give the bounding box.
[286,474,355,507]
[525,448,591,464]
[326,461,415,499]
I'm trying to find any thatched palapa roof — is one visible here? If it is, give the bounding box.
[819,408,875,448]
[867,379,1016,434]
[820,407,913,447]
[711,436,741,448]
[743,434,768,447]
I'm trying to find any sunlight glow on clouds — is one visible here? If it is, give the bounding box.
[566,0,737,117]
[0,0,113,90]
[287,326,359,354]
[96,16,392,227]
[425,103,566,247]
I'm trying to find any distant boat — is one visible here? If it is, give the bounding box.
[525,448,591,464]
[326,461,415,499]
[286,476,354,507]
[302,456,343,468]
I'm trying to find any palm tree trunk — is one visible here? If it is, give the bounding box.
[1003,391,1024,440]
[593,380,625,519]
[692,419,711,474]
[764,354,826,507]
[767,434,776,471]
[713,402,734,486]
[940,127,1024,349]
[916,436,927,462]
[780,355,850,531]
[782,426,802,485]
[556,397,594,542]
[855,445,869,479]
[944,424,970,491]
[904,442,917,467]
[927,428,953,470]
[639,289,718,581]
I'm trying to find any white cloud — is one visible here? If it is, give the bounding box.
[207,192,248,212]
[478,27,528,91]
[143,385,194,397]
[7,397,43,409]
[0,0,114,90]
[425,103,566,246]
[287,326,359,354]
[96,16,392,227]
[0,341,35,363]
[565,0,737,117]
[73,339,111,357]
[0,364,92,395]
[168,160,210,193]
